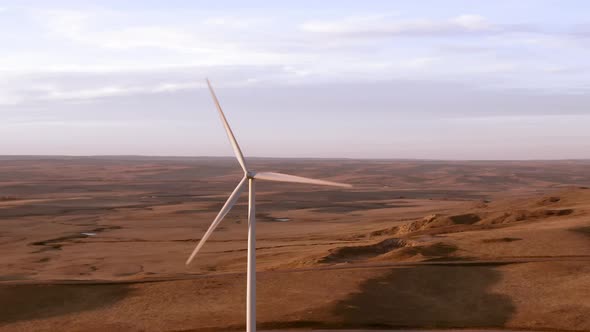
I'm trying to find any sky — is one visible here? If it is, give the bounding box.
[1,0,589,159]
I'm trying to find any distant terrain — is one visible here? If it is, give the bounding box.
[1,157,589,331]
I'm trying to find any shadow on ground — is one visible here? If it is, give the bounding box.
[331,266,515,329]
[0,284,133,324]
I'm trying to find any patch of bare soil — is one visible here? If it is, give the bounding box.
[482,237,523,243]
[29,225,122,252]
[378,242,460,262]
[371,205,576,239]
[370,213,482,237]
[483,208,574,225]
[537,196,561,206]
[0,284,133,325]
[320,238,411,263]
[331,266,515,329]
[571,226,590,236]
[450,213,482,224]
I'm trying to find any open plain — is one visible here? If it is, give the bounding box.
[1,156,590,331]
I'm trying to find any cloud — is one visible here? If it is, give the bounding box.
[450,14,491,30]
[0,64,285,105]
[0,6,585,110]
[0,94,22,105]
[18,82,207,102]
[41,86,143,100]
[40,10,207,52]
[5,120,134,128]
[300,14,502,37]
[400,57,438,69]
[35,9,286,67]
[202,16,269,29]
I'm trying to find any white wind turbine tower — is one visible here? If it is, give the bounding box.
[186,79,352,332]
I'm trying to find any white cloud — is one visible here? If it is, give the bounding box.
[0,84,179,105]
[41,10,206,52]
[300,14,393,34]
[300,14,497,36]
[42,86,142,100]
[41,9,89,40]
[450,15,491,30]
[35,9,286,67]
[400,57,438,69]
[35,81,208,101]
[5,120,134,128]
[282,65,312,77]
[0,94,22,105]
[98,27,195,50]
[0,6,586,109]
[152,82,204,92]
[202,16,269,29]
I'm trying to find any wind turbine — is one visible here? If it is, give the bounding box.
[186,79,352,332]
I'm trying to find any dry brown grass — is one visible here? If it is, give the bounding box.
[1,157,590,331]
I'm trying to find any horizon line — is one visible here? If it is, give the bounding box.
[1,154,589,162]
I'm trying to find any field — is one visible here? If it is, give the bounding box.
[1,157,590,331]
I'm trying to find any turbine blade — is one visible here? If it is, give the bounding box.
[186,176,248,265]
[206,78,248,172]
[254,172,352,188]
